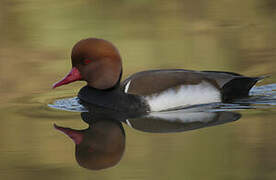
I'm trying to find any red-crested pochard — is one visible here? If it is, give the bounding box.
[53,38,264,113]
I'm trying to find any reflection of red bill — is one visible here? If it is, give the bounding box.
[54,123,83,145]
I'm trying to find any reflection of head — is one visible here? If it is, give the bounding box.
[54,119,125,170]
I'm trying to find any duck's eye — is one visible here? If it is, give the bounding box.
[84,59,92,65]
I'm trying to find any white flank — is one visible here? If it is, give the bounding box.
[145,81,221,112]
[125,119,133,128]
[124,80,131,93]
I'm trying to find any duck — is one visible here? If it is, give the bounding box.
[53,38,264,113]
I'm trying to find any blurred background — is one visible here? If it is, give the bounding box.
[0,0,276,179]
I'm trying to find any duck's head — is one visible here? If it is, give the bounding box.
[53,38,122,89]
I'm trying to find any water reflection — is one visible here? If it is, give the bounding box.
[54,112,125,170]
[53,102,242,170]
[127,111,240,133]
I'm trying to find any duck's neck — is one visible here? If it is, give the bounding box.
[78,85,149,115]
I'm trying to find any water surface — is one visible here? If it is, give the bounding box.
[1,0,276,179]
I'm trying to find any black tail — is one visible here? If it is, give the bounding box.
[222,76,266,102]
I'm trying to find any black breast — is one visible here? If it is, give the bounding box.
[78,86,149,116]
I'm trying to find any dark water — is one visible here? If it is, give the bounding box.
[1,0,276,179]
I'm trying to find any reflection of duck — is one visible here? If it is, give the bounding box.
[126,110,241,133]
[53,38,264,113]
[53,103,241,170]
[54,115,125,170]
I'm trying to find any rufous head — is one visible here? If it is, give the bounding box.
[53,38,122,89]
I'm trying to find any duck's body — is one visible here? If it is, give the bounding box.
[78,69,261,113]
[78,85,149,114]
[53,38,263,113]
